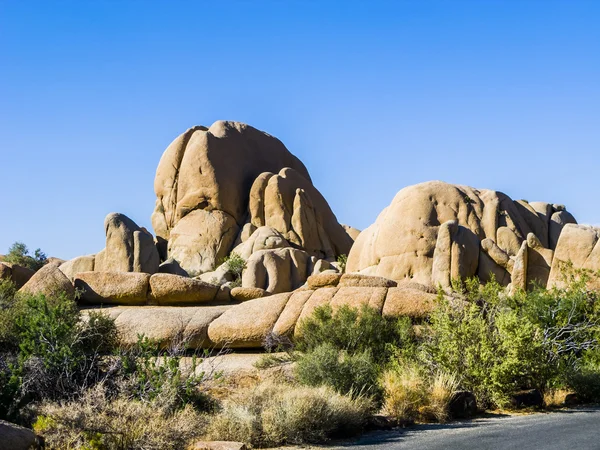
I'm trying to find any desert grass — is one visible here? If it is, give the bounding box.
[205,380,373,447]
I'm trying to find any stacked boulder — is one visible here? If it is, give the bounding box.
[20,122,600,351]
[347,181,577,293]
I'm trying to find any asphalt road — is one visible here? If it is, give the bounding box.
[331,407,600,450]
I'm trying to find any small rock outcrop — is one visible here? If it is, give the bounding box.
[95,213,160,274]
[19,263,75,298]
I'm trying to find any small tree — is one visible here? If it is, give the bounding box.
[4,242,47,271]
[223,252,246,287]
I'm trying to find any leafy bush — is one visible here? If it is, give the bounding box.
[115,335,211,410]
[294,304,412,400]
[206,381,372,446]
[34,384,206,450]
[0,291,119,421]
[223,252,246,285]
[336,254,348,273]
[296,304,406,363]
[4,241,47,271]
[419,277,600,408]
[296,343,380,398]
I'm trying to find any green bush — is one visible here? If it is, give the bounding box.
[0,291,118,422]
[4,241,47,271]
[295,304,407,363]
[116,335,212,410]
[419,278,600,408]
[296,343,380,398]
[294,305,414,401]
[223,252,246,286]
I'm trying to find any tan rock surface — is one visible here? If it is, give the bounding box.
[59,255,95,281]
[152,121,310,240]
[19,263,75,298]
[82,305,229,348]
[230,287,268,301]
[95,213,159,274]
[75,271,150,305]
[382,288,437,319]
[330,286,388,312]
[339,273,397,288]
[167,209,239,276]
[272,290,314,336]
[207,293,291,348]
[347,181,573,288]
[149,273,218,305]
[242,247,312,293]
[307,272,342,289]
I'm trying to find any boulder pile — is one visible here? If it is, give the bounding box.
[8,121,600,350]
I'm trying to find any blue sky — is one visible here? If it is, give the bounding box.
[1,1,599,259]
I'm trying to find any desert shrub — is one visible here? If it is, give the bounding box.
[419,277,600,408]
[381,363,426,424]
[0,291,118,421]
[0,279,19,347]
[421,294,549,407]
[294,304,412,400]
[115,335,211,409]
[296,343,380,398]
[34,383,206,450]
[223,252,246,285]
[4,241,47,271]
[206,381,372,447]
[336,254,348,273]
[295,304,405,362]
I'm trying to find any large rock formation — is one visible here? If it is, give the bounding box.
[150,121,353,287]
[347,181,577,291]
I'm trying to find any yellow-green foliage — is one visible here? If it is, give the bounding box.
[34,384,206,450]
[206,380,372,447]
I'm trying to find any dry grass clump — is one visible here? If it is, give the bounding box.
[33,384,206,450]
[543,389,571,408]
[205,380,373,447]
[382,364,458,424]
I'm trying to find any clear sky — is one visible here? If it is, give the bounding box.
[1,1,599,260]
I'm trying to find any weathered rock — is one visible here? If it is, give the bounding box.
[307,272,342,289]
[347,181,571,288]
[82,305,229,348]
[152,121,311,241]
[330,286,388,312]
[448,391,478,419]
[0,420,39,450]
[158,257,189,277]
[548,224,600,289]
[339,273,397,288]
[0,262,12,282]
[230,226,288,260]
[342,224,361,241]
[149,273,218,305]
[526,233,554,288]
[59,255,95,281]
[510,240,529,292]
[258,168,353,259]
[95,213,160,274]
[272,290,313,336]
[382,288,437,319]
[0,263,35,289]
[230,287,268,302]
[549,209,577,250]
[167,209,239,276]
[207,293,291,348]
[296,287,339,326]
[75,271,150,305]
[242,247,312,293]
[19,263,75,298]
